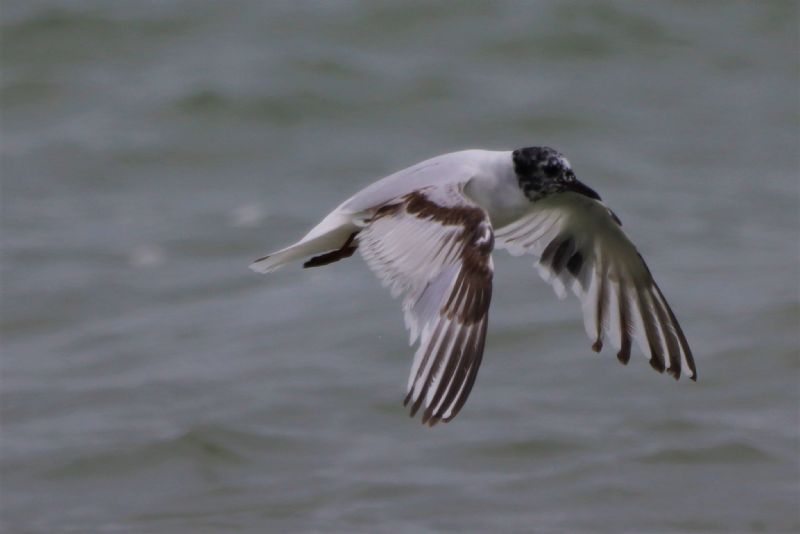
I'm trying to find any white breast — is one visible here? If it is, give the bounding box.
[463,151,531,228]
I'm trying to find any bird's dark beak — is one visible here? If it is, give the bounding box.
[564,179,601,201]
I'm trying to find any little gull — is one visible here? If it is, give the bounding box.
[250,147,696,426]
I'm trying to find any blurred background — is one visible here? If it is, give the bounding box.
[2,1,798,532]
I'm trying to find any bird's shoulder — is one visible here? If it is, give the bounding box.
[340,150,511,214]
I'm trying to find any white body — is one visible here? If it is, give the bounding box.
[253,150,527,272]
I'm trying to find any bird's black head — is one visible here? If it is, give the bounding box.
[512,146,600,202]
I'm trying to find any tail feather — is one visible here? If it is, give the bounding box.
[303,232,359,268]
[249,212,358,274]
[249,244,311,273]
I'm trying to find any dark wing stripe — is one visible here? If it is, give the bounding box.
[649,289,682,379]
[617,283,633,365]
[636,288,666,373]
[575,254,593,290]
[566,251,584,278]
[431,307,490,425]
[442,277,460,316]
[425,325,469,421]
[432,323,478,426]
[424,267,491,425]
[539,237,561,267]
[404,319,446,412]
[551,237,576,275]
[592,275,608,352]
[456,272,473,318]
[442,331,475,416]
[439,323,481,422]
[652,283,697,380]
[422,331,473,426]
[444,318,487,422]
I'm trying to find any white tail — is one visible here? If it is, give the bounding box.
[249,210,358,273]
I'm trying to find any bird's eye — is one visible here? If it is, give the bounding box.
[543,163,560,177]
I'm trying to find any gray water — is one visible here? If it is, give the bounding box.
[2,1,799,532]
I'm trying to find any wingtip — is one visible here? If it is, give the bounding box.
[404,394,448,427]
[649,357,666,374]
[408,396,424,418]
[666,367,680,380]
[426,416,441,427]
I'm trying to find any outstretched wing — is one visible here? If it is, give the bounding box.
[357,184,494,425]
[495,191,696,380]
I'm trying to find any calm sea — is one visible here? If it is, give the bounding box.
[2,1,798,532]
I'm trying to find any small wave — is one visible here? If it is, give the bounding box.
[638,417,704,433]
[45,426,299,479]
[130,245,165,268]
[229,204,267,228]
[469,437,585,459]
[3,8,185,38]
[169,89,353,126]
[640,441,777,465]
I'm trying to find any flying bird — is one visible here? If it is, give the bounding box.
[250,147,696,426]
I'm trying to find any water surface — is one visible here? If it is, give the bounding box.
[2,1,799,532]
